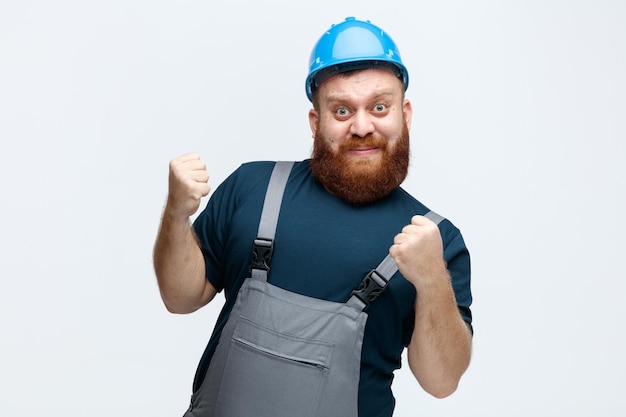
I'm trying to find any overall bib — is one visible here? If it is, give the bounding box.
[184,162,444,417]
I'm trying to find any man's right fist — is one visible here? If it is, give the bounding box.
[166,153,210,219]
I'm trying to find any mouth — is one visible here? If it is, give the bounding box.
[347,146,381,158]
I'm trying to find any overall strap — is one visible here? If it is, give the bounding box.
[250,161,294,282]
[347,211,446,311]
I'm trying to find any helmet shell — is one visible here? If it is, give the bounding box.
[305,17,409,101]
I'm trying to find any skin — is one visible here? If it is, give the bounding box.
[309,69,410,163]
[310,69,472,398]
[153,153,216,313]
[154,67,471,398]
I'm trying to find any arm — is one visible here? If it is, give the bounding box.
[390,215,472,398]
[153,153,217,314]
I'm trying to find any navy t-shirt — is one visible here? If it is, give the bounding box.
[192,160,472,417]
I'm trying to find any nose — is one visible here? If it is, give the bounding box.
[349,110,375,138]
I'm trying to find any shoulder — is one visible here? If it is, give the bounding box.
[392,187,464,246]
[230,160,277,182]
[230,160,308,181]
[216,161,281,193]
[209,160,308,204]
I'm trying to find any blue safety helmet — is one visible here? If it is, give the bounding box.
[305,17,409,102]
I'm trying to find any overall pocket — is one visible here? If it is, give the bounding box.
[214,317,333,417]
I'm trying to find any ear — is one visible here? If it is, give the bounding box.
[308,109,319,139]
[403,99,413,130]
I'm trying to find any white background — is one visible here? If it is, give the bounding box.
[1,1,624,416]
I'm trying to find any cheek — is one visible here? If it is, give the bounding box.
[327,137,340,149]
[319,121,345,146]
[379,116,405,138]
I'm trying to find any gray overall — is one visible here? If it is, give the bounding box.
[184,161,444,417]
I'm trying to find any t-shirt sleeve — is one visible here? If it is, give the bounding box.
[444,228,473,334]
[192,168,241,292]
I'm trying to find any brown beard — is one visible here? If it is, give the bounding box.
[309,123,410,205]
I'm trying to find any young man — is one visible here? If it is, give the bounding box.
[154,17,473,417]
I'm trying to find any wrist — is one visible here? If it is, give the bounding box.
[162,204,192,226]
[412,266,452,295]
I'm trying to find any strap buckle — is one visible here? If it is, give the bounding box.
[250,238,274,272]
[350,269,390,310]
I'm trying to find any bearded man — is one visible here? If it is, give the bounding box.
[154,17,473,417]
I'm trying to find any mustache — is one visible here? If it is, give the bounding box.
[339,134,388,150]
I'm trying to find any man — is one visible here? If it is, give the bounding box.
[154,17,473,417]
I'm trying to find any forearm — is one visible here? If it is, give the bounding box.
[407,269,472,398]
[153,210,215,314]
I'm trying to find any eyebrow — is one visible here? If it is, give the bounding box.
[324,89,397,104]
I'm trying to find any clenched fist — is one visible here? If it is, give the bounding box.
[389,215,447,291]
[166,153,210,220]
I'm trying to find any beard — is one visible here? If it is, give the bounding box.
[309,123,410,205]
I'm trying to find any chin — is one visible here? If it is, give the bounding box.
[349,158,383,171]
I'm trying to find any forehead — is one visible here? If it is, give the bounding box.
[317,68,404,103]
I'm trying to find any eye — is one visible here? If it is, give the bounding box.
[336,107,349,117]
[373,104,386,112]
